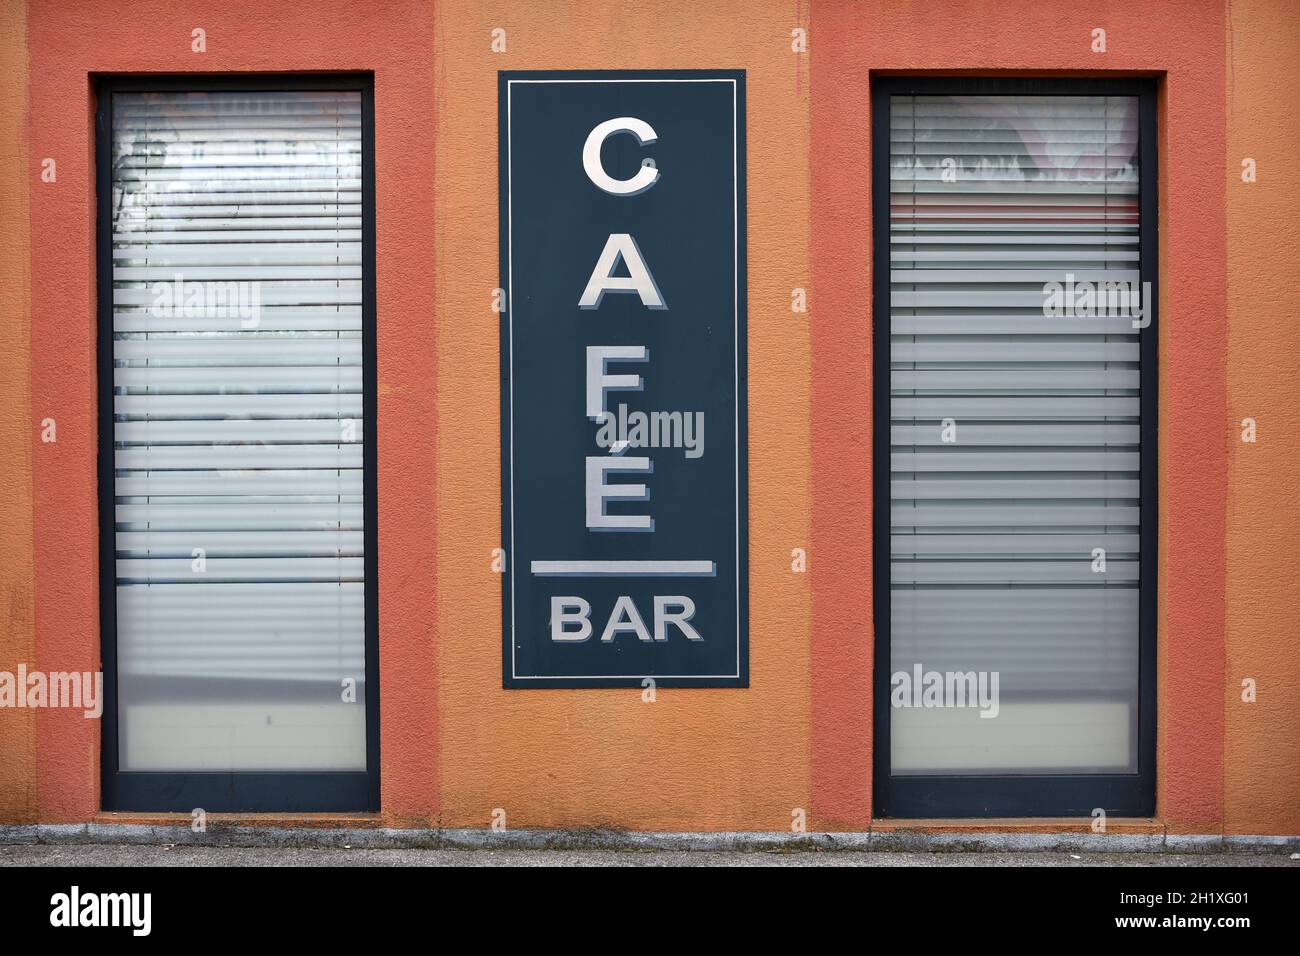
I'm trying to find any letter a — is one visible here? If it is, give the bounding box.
[578,234,666,310]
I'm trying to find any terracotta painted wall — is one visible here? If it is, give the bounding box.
[1224,0,1300,835]
[808,0,1230,832]
[19,0,440,824]
[0,0,37,824]
[0,0,1295,834]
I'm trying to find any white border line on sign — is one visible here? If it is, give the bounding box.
[508,77,741,681]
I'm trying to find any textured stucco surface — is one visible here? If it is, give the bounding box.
[1224,0,1300,834]
[0,0,1293,834]
[808,0,1231,831]
[0,0,37,824]
[21,0,441,823]
[431,0,813,831]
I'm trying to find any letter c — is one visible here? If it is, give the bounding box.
[583,117,659,196]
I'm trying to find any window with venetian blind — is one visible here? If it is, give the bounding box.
[101,82,374,802]
[875,80,1156,817]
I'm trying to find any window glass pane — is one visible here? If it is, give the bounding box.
[888,94,1142,775]
[110,90,366,771]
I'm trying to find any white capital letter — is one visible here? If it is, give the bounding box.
[583,117,659,196]
[654,596,702,642]
[586,345,647,419]
[551,597,593,642]
[579,234,666,310]
[585,456,652,531]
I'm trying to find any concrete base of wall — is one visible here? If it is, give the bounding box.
[2,824,1297,854]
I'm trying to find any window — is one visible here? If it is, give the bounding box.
[872,78,1156,817]
[97,77,377,811]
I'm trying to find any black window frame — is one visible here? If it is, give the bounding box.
[871,76,1158,818]
[96,74,380,813]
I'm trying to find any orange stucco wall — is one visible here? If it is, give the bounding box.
[431,0,812,831]
[1224,0,1300,835]
[0,0,1294,834]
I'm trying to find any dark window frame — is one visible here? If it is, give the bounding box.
[871,76,1158,818]
[96,74,380,812]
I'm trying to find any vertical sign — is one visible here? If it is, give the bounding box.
[501,71,747,687]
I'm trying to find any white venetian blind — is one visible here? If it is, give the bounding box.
[888,94,1143,775]
[110,90,366,772]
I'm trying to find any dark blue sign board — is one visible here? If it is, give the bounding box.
[500,70,747,687]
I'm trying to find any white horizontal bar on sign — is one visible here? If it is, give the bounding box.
[891,423,1139,446]
[116,529,364,557]
[116,501,364,530]
[114,472,363,497]
[530,560,716,576]
[890,533,1139,556]
[891,451,1140,472]
[115,366,362,392]
[890,503,1139,528]
[114,394,362,419]
[116,418,362,443]
[891,396,1139,419]
[891,478,1140,500]
[115,556,365,583]
[890,559,1139,585]
[115,444,362,471]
